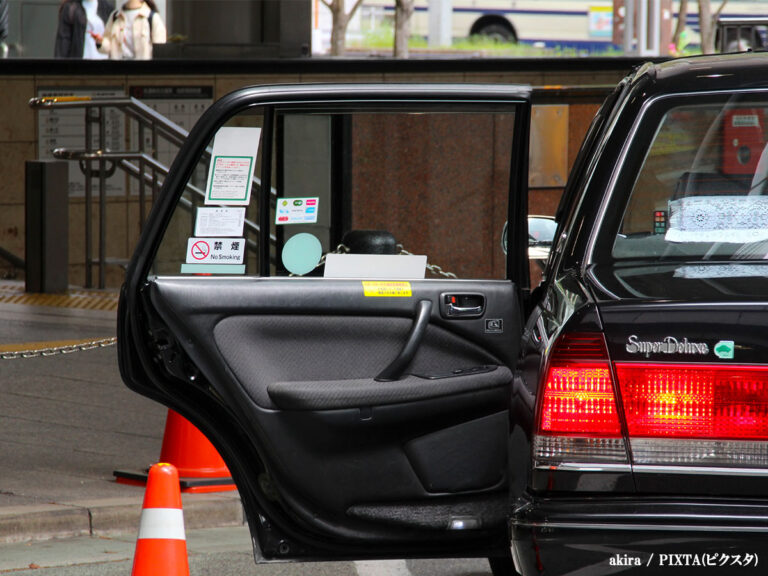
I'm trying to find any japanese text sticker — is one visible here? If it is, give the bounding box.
[205,127,261,206]
[195,207,246,237]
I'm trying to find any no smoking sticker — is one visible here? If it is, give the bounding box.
[185,237,245,264]
[190,240,210,260]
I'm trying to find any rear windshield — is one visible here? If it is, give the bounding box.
[612,94,768,263]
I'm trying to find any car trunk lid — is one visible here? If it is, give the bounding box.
[589,264,768,493]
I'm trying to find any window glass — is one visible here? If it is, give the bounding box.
[612,97,768,262]
[152,104,520,280]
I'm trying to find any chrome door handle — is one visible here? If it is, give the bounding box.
[441,293,485,319]
[446,303,483,316]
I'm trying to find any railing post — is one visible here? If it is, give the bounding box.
[85,108,94,288]
[139,121,146,228]
[152,123,159,206]
[98,106,107,289]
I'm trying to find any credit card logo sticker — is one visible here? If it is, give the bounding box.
[275,197,319,225]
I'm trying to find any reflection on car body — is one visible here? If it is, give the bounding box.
[119,54,768,575]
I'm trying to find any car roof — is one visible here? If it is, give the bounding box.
[224,82,533,104]
[634,52,768,96]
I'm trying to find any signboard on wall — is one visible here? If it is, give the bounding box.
[36,87,126,197]
[128,85,214,195]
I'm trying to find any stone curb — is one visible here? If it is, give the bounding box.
[0,493,244,544]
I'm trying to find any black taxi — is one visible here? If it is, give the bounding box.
[118,53,768,574]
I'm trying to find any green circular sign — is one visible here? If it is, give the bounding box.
[281,233,322,276]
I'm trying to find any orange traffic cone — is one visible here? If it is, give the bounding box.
[115,410,237,493]
[131,463,189,576]
[158,410,237,493]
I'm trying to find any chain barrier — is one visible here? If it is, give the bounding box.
[396,245,458,279]
[0,337,117,360]
[6,243,454,357]
[293,243,351,276]
[318,243,351,268]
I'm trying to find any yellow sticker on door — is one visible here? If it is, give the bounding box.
[362,281,412,297]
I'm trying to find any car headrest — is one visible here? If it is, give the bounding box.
[341,230,397,254]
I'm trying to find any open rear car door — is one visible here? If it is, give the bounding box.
[118,84,532,562]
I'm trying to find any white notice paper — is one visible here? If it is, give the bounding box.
[195,207,246,237]
[205,127,262,206]
[323,254,427,279]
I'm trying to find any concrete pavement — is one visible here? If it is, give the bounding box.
[0,525,255,573]
[0,524,493,575]
[0,283,245,544]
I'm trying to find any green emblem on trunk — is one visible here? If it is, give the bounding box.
[714,340,735,359]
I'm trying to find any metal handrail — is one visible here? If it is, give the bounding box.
[52,149,275,250]
[31,95,275,190]
[29,95,272,288]
[30,95,189,146]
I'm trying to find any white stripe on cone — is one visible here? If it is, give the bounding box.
[137,508,186,541]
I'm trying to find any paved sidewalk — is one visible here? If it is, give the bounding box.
[0,291,244,544]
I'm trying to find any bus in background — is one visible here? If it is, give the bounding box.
[361,0,614,52]
[357,0,768,55]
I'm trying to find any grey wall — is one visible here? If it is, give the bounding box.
[162,0,310,58]
[7,0,59,58]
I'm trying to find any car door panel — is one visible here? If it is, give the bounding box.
[147,277,520,514]
[120,84,532,559]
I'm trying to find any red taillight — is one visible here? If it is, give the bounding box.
[539,363,622,436]
[534,334,628,466]
[536,333,768,470]
[616,363,768,440]
[538,334,622,437]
